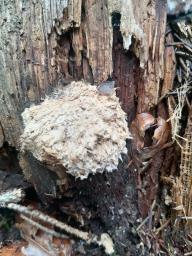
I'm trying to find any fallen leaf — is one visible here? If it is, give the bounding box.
[0,242,26,256]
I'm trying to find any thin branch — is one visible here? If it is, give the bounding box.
[20,214,68,238]
[5,202,91,242]
[155,219,171,235]
[184,252,192,256]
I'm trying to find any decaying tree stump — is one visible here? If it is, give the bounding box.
[0,0,167,147]
[0,0,168,200]
[1,0,189,255]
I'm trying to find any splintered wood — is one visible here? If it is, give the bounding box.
[180,110,192,220]
[167,14,192,228]
[170,115,192,227]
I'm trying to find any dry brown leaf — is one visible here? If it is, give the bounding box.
[131,113,170,153]
[153,117,170,146]
[131,113,170,217]
[133,113,156,138]
[0,242,26,256]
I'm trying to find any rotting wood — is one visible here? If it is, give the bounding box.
[161,30,176,98]
[110,0,168,112]
[0,0,168,148]
[136,0,167,111]
[0,0,69,147]
[112,27,141,123]
[0,0,169,213]
[83,0,113,83]
[164,15,192,230]
[180,109,192,223]
[0,0,178,254]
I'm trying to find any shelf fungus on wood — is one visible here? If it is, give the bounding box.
[20,81,131,180]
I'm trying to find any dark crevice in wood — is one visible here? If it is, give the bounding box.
[112,27,141,123]
[55,26,94,83]
[111,12,121,28]
[56,30,75,80]
[0,142,22,174]
[0,121,5,145]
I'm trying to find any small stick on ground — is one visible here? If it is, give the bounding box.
[184,252,192,256]
[20,214,68,238]
[155,219,171,235]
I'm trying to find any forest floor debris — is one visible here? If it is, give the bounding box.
[0,189,114,255]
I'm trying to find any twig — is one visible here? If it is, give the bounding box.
[183,44,192,55]
[179,57,188,72]
[184,252,192,256]
[5,203,91,242]
[148,200,156,230]
[136,201,155,233]
[136,216,150,232]
[155,219,171,235]
[20,214,68,238]
[180,216,192,220]
[176,51,192,59]
[165,42,184,47]
[177,67,182,83]
[174,33,192,49]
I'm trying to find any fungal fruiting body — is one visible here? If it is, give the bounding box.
[21,81,131,179]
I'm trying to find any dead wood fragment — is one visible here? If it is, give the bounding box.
[165,15,192,230]
[185,252,192,256]
[161,31,176,98]
[155,219,171,235]
[180,109,192,223]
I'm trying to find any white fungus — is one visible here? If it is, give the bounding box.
[21,81,131,179]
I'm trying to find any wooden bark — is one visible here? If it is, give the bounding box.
[0,0,168,148]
